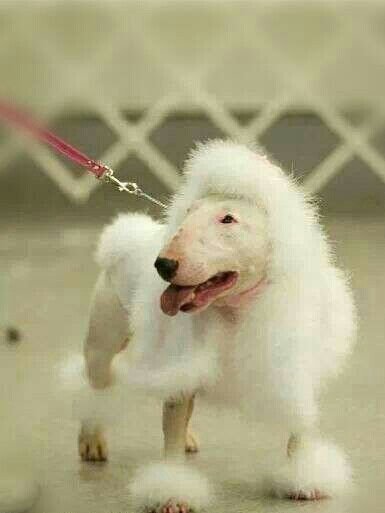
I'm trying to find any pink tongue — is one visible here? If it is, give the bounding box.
[161,284,195,316]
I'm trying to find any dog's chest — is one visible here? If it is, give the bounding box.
[198,306,275,414]
[197,309,250,398]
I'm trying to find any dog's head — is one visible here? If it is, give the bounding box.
[155,195,270,316]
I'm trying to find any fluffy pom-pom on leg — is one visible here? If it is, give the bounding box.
[129,461,212,512]
[266,436,352,500]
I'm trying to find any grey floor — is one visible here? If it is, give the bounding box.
[0,215,384,513]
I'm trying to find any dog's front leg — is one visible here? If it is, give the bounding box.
[130,395,211,512]
[163,395,194,459]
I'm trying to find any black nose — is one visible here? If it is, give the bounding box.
[154,257,179,281]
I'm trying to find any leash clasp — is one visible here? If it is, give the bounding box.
[102,167,141,195]
[101,166,167,209]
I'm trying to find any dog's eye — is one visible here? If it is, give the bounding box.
[220,214,236,224]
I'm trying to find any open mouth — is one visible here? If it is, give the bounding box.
[160,271,238,316]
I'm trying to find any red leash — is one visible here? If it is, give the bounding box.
[0,101,166,208]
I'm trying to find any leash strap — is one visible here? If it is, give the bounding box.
[0,101,167,209]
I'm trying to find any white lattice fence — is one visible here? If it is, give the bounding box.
[0,0,384,206]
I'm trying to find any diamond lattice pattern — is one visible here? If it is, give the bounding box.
[0,1,384,204]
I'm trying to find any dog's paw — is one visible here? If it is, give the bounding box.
[185,431,199,454]
[78,428,108,462]
[287,488,327,501]
[130,461,212,513]
[265,438,351,500]
[145,499,192,513]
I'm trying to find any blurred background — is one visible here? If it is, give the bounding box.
[0,1,384,513]
[1,0,385,219]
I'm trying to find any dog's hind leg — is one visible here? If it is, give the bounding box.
[78,272,129,462]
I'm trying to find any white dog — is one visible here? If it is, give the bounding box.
[73,140,356,512]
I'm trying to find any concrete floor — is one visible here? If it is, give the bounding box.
[0,215,384,513]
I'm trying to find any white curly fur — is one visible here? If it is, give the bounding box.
[96,213,165,312]
[129,462,212,511]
